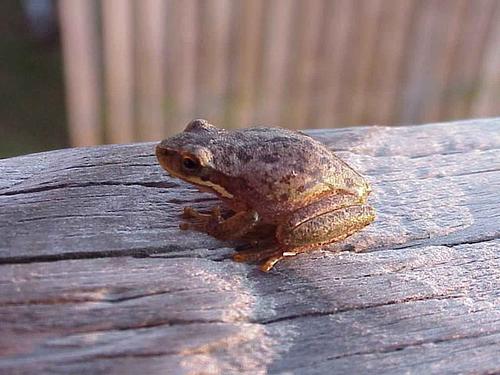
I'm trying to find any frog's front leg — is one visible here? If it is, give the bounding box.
[262,194,375,271]
[181,206,260,241]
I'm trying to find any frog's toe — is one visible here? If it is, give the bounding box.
[259,249,299,271]
[182,206,203,219]
[179,222,190,231]
[259,253,284,272]
[232,247,278,263]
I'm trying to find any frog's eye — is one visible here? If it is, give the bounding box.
[181,156,200,172]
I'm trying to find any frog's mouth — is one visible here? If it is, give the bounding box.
[180,175,235,199]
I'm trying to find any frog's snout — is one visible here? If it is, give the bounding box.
[155,144,173,171]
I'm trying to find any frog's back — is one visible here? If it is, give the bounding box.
[210,127,369,215]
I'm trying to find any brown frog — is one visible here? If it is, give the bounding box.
[156,119,375,271]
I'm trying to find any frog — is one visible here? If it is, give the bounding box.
[156,119,375,272]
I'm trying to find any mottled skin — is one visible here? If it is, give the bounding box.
[156,119,375,271]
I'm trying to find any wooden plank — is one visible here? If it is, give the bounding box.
[0,240,498,373]
[0,119,499,373]
[58,0,101,146]
[102,0,135,143]
[0,118,499,261]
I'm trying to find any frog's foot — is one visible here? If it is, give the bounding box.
[232,247,299,272]
[180,206,222,232]
[181,207,261,241]
[232,246,278,263]
[260,253,284,272]
[182,206,221,221]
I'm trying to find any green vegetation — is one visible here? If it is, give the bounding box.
[0,1,68,158]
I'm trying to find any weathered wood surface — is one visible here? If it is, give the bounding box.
[0,118,499,374]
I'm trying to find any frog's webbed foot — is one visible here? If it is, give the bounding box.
[180,207,260,241]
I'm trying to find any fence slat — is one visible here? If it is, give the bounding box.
[59,0,500,146]
[472,2,500,117]
[195,0,232,126]
[226,0,265,128]
[424,0,468,123]
[283,0,324,129]
[313,0,354,129]
[400,0,466,124]
[439,0,497,120]
[254,0,294,127]
[136,0,167,141]
[348,0,384,125]
[363,0,416,125]
[58,0,101,146]
[163,0,198,134]
[102,0,134,143]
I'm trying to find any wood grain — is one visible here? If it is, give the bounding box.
[0,119,499,374]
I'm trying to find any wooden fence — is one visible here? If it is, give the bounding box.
[58,0,500,146]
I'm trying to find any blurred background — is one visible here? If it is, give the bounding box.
[1,0,499,158]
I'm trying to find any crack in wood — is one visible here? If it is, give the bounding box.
[0,181,178,197]
[0,246,185,265]
[321,330,500,362]
[259,294,466,325]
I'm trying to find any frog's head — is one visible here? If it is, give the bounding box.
[155,119,234,199]
[156,119,216,177]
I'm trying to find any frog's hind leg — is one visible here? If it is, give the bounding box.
[253,196,375,272]
[277,204,375,251]
[233,205,375,272]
